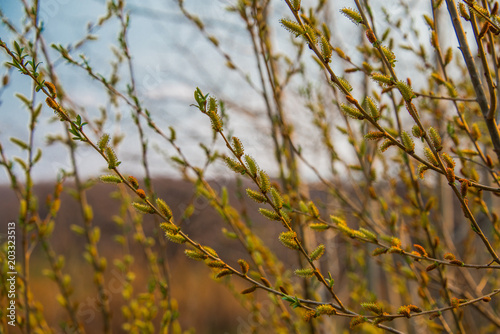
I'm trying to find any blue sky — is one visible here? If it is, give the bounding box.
[0,0,437,185]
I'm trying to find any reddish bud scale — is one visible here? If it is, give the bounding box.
[455,117,466,129]
[260,277,271,288]
[368,186,377,199]
[493,2,499,15]
[55,183,63,197]
[486,155,493,168]
[366,29,377,44]
[345,95,357,104]
[381,87,393,94]
[240,286,257,294]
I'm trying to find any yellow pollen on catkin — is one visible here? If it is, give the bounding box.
[46,97,58,109]
[45,81,57,97]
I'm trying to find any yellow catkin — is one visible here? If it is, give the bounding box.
[46,97,58,109]
[45,81,57,97]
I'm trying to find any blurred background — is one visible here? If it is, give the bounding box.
[4,1,495,334]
